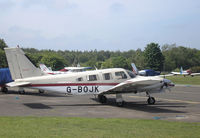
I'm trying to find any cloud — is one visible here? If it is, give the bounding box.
[0,0,15,12]
[0,0,200,50]
[109,2,125,13]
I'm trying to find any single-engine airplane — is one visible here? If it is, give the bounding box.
[171,67,200,77]
[131,63,174,77]
[4,47,174,106]
[171,67,189,76]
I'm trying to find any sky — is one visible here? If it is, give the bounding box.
[0,0,200,51]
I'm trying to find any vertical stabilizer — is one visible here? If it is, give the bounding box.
[4,47,43,80]
[131,63,138,75]
[180,67,183,75]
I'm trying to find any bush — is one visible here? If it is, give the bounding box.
[190,66,200,73]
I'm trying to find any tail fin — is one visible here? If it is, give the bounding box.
[39,64,51,72]
[131,63,138,75]
[180,67,183,74]
[4,47,43,80]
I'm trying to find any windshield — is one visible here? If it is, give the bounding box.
[126,70,136,78]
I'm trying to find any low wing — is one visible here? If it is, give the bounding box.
[99,76,163,95]
[171,72,188,75]
[159,74,174,77]
[6,81,31,87]
[171,72,181,75]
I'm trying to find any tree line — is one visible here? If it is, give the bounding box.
[0,38,200,72]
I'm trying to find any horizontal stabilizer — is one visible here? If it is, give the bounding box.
[6,81,31,87]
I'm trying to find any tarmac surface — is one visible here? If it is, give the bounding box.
[0,85,200,122]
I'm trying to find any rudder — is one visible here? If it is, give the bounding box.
[4,47,43,80]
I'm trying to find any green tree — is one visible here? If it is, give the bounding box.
[0,39,8,50]
[162,44,200,71]
[0,39,8,68]
[40,53,68,70]
[0,49,8,68]
[144,43,164,71]
[101,59,113,68]
[101,56,129,69]
[25,53,43,67]
[112,56,129,69]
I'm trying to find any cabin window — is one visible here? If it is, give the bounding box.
[88,75,98,81]
[115,71,127,79]
[103,73,112,80]
[77,77,83,81]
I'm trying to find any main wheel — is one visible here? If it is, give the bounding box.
[39,89,44,93]
[2,87,8,93]
[19,89,25,94]
[147,97,155,105]
[116,101,125,107]
[98,95,107,103]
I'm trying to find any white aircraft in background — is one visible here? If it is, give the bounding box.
[64,66,92,72]
[171,67,189,76]
[131,63,173,77]
[40,64,92,75]
[39,64,67,75]
[4,47,174,106]
[171,67,200,77]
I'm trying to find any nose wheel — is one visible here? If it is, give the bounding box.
[146,92,156,105]
[147,97,155,105]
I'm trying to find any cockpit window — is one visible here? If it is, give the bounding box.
[115,71,127,79]
[126,70,136,78]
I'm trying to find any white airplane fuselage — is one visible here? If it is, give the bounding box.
[14,68,164,95]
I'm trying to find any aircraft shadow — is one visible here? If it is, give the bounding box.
[24,103,52,109]
[49,104,104,107]
[22,98,186,114]
[91,98,187,113]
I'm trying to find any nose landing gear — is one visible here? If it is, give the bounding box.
[146,92,156,105]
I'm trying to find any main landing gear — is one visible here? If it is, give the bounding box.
[39,89,45,93]
[98,94,125,107]
[1,87,8,93]
[98,95,107,104]
[18,88,25,94]
[146,92,156,105]
[116,94,125,107]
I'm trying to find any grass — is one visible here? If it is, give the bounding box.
[166,75,200,85]
[0,117,199,138]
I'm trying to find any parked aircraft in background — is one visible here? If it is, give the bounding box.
[131,63,200,77]
[40,64,92,75]
[64,66,92,72]
[171,67,200,77]
[171,67,189,76]
[4,47,174,106]
[131,63,161,76]
[39,64,67,75]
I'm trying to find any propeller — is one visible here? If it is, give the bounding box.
[161,79,175,92]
